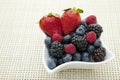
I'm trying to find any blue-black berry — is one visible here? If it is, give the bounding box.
[72,52,81,61]
[82,56,90,62]
[87,45,95,54]
[63,35,71,43]
[80,20,89,32]
[92,47,106,62]
[72,35,88,52]
[88,24,103,38]
[71,33,77,38]
[58,58,64,65]
[49,41,64,58]
[81,52,90,62]
[47,57,56,69]
[76,26,85,36]
[94,39,101,48]
[44,37,52,48]
[82,52,89,57]
[63,54,72,62]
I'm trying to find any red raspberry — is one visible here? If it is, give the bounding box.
[86,31,96,43]
[52,33,62,42]
[85,15,97,25]
[64,44,76,54]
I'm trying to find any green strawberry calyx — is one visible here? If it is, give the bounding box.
[64,7,83,13]
[48,13,60,17]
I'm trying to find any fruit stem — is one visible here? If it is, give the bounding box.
[64,7,83,13]
[71,7,83,13]
[48,13,60,17]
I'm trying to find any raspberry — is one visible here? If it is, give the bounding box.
[64,44,76,54]
[86,31,96,43]
[85,15,97,25]
[52,33,62,42]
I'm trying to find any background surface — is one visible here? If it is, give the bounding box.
[0,0,120,80]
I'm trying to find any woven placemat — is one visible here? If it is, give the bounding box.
[0,0,120,80]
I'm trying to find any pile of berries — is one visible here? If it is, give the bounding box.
[39,8,106,69]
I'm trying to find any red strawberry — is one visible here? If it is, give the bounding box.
[85,15,97,25]
[39,13,62,36]
[86,31,96,43]
[61,8,83,35]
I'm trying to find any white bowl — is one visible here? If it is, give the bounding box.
[43,45,114,74]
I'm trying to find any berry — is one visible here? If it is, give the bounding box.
[44,37,52,48]
[64,44,76,54]
[82,52,89,57]
[53,58,58,65]
[71,33,77,38]
[61,8,83,35]
[58,58,64,65]
[39,13,62,36]
[87,45,95,54]
[52,33,62,42]
[63,54,72,62]
[72,35,88,52]
[49,41,64,58]
[63,35,71,43]
[76,26,85,35]
[94,39,101,48]
[80,20,89,32]
[72,52,81,61]
[82,56,90,62]
[92,47,106,62]
[86,31,96,43]
[81,52,90,62]
[47,57,56,69]
[88,24,103,38]
[85,15,97,25]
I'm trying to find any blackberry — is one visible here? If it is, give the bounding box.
[88,24,103,38]
[49,41,64,58]
[92,47,106,62]
[71,35,88,52]
[71,33,77,38]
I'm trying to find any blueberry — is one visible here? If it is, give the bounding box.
[71,33,77,38]
[58,58,64,65]
[72,52,81,61]
[47,57,56,69]
[82,52,89,57]
[76,26,85,35]
[87,45,95,54]
[63,35,71,43]
[82,56,90,62]
[44,37,52,48]
[53,58,58,65]
[63,54,72,62]
[94,39,101,48]
[80,20,89,31]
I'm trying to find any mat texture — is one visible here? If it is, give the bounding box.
[0,0,120,80]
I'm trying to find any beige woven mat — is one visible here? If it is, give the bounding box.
[0,0,120,80]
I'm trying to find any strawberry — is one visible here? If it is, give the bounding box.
[39,13,62,36]
[61,7,83,35]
